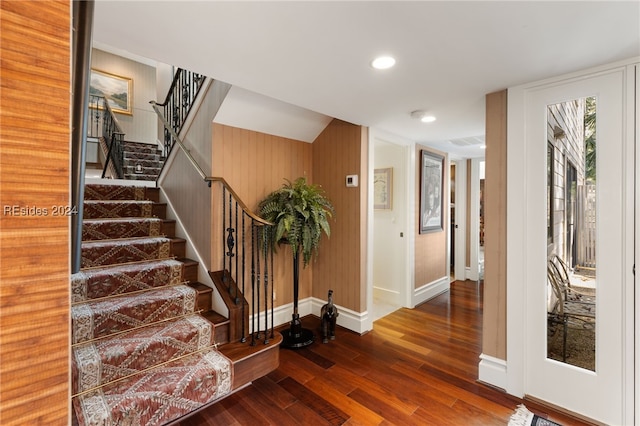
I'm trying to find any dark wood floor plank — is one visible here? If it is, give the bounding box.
[390,359,516,418]
[362,362,458,408]
[295,347,336,369]
[238,382,301,425]
[346,387,423,426]
[251,375,298,409]
[324,365,419,415]
[178,280,594,426]
[284,401,333,426]
[278,376,349,425]
[304,375,384,425]
[307,342,372,376]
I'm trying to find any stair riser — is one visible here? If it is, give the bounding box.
[123,143,162,154]
[124,152,162,162]
[83,201,166,220]
[81,238,172,268]
[82,218,163,241]
[124,165,162,175]
[84,185,159,202]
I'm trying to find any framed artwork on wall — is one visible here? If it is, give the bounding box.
[89,69,132,115]
[420,150,444,233]
[374,167,393,210]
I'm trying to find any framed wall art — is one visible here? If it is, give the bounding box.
[89,69,132,115]
[420,150,444,233]
[374,167,393,210]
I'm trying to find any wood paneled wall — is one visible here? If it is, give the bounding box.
[414,145,448,289]
[312,120,368,312]
[212,123,314,307]
[483,90,508,359]
[0,1,70,424]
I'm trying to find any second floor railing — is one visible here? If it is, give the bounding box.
[153,69,206,158]
[88,95,125,179]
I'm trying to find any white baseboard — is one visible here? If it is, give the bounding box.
[478,353,507,391]
[310,297,370,334]
[414,276,449,306]
[250,297,370,335]
[373,286,401,306]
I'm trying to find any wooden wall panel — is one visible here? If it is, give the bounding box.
[212,123,313,308]
[414,145,449,289]
[312,120,367,312]
[483,90,508,359]
[0,1,70,424]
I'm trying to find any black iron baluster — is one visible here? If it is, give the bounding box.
[241,213,246,343]
[222,186,227,289]
[226,191,235,299]
[235,200,239,304]
[270,245,275,338]
[255,228,261,343]
[263,234,269,344]
[250,223,256,346]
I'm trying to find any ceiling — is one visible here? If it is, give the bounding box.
[93,1,639,159]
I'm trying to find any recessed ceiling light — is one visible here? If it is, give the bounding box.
[410,110,436,123]
[371,56,396,70]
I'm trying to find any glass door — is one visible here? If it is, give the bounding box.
[521,66,635,425]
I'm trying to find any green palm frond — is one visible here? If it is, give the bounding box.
[258,177,335,267]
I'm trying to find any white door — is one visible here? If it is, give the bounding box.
[517,64,636,424]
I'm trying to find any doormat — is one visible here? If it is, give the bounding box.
[508,404,562,426]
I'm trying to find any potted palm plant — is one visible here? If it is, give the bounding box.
[259,177,334,348]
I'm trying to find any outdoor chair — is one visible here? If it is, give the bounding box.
[547,254,596,362]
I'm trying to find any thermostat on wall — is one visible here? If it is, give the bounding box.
[346,174,358,187]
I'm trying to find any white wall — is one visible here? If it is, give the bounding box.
[372,140,407,306]
[91,48,158,144]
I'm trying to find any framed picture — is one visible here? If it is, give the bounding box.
[374,167,393,210]
[420,150,444,233]
[89,69,132,115]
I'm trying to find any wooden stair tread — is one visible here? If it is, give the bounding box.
[201,310,228,326]
[220,332,282,389]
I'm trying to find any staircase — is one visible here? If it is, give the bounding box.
[123,141,164,181]
[71,183,280,425]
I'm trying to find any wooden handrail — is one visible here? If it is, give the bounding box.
[206,177,273,227]
[150,102,272,227]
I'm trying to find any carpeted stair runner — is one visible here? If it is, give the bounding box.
[72,314,214,394]
[82,217,163,241]
[81,237,172,268]
[72,285,197,344]
[72,259,184,302]
[72,183,232,426]
[84,200,155,219]
[73,349,230,426]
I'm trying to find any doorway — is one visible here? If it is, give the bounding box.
[507,62,637,424]
[370,136,410,322]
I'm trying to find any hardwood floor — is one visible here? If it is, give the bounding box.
[178,281,593,425]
